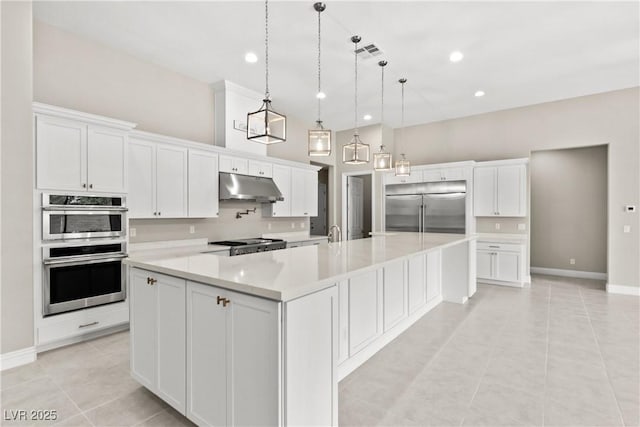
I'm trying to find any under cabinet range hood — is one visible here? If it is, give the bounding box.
[219,172,284,203]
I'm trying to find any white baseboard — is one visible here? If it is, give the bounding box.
[606,283,640,296]
[0,347,37,371]
[530,267,607,280]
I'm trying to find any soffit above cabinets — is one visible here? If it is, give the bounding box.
[34,1,639,130]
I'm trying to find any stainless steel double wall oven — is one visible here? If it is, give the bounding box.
[41,194,128,316]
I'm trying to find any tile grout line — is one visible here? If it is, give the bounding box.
[578,285,626,427]
[48,373,95,427]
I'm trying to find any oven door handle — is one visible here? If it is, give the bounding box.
[42,206,128,212]
[43,253,128,266]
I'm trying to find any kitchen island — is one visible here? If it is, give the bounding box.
[125,233,476,426]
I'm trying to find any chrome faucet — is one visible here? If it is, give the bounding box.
[328,225,342,243]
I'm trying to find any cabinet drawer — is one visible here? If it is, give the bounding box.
[38,303,129,345]
[477,242,522,252]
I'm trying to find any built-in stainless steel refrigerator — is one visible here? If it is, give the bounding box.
[385,181,466,234]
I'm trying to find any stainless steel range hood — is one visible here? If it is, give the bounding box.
[219,172,284,203]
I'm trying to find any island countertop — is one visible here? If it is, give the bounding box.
[125,232,476,301]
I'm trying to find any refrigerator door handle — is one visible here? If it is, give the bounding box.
[419,204,424,233]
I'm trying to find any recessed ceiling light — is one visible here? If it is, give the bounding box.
[316,91,326,99]
[475,90,485,97]
[244,52,258,63]
[363,114,372,121]
[449,51,464,63]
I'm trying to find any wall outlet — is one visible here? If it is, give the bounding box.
[625,205,636,212]
[300,222,305,229]
[291,222,295,229]
[495,223,501,230]
[189,225,195,234]
[624,225,631,233]
[570,258,576,265]
[130,228,136,237]
[267,223,272,230]
[518,223,526,231]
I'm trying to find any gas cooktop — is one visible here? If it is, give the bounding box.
[209,238,286,256]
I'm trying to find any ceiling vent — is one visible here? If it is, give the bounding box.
[355,43,383,59]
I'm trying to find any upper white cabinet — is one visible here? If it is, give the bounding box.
[188,150,219,218]
[385,173,421,185]
[248,160,273,178]
[129,137,187,218]
[291,167,318,217]
[219,155,249,175]
[474,160,527,217]
[36,112,132,193]
[422,167,464,183]
[263,164,292,217]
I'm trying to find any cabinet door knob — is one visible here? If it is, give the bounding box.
[217,296,224,305]
[153,212,157,216]
[223,298,230,307]
[82,183,87,188]
[147,277,157,285]
[158,212,161,216]
[89,184,93,189]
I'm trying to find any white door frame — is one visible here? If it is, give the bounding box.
[342,171,376,240]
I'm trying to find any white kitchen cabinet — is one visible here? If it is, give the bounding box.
[36,115,128,193]
[383,260,407,332]
[128,139,187,218]
[130,268,186,414]
[263,164,292,217]
[385,172,421,185]
[348,270,381,356]
[186,281,279,427]
[476,241,525,286]
[219,155,249,175]
[188,150,219,218]
[248,159,273,178]
[474,161,527,217]
[422,167,464,183]
[426,249,442,302]
[291,167,318,217]
[407,253,426,314]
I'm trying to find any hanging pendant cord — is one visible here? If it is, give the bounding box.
[354,40,359,140]
[380,62,385,151]
[401,79,406,150]
[264,0,270,100]
[317,8,321,124]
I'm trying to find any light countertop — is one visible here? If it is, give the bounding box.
[125,233,475,302]
[261,232,329,243]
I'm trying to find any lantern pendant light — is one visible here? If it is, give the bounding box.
[247,0,286,144]
[308,2,331,156]
[342,35,370,164]
[373,60,392,171]
[395,78,411,176]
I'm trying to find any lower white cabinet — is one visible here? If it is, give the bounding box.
[186,281,279,427]
[348,270,381,356]
[426,249,442,302]
[407,253,427,314]
[130,269,186,414]
[383,260,407,332]
[477,241,525,285]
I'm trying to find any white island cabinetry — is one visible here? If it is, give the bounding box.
[127,233,475,426]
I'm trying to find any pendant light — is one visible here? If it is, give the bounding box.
[395,78,411,176]
[373,60,392,171]
[247,0,286,144]
[342,35,370,164]
[308,2,331,156]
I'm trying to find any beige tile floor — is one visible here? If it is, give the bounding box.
[2,275,638,426]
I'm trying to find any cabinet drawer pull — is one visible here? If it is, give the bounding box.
[147,277,157,285]
[217,296,224,305]
[79,321,99,329]
[489,245,500,248]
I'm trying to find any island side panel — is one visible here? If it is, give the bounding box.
[441,240,472,304]
[284,285,338,427]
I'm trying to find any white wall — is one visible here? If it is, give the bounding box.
[1,1,34,354]
[394,88,639,288]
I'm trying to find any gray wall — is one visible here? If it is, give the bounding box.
[395,88,639,288]
[531,145,608,273]
[1,1,34,354]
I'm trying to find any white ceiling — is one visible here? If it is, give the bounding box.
[34,1,640,131]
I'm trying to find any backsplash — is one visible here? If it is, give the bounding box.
[476,217,528,234]
[129,200,310,243]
